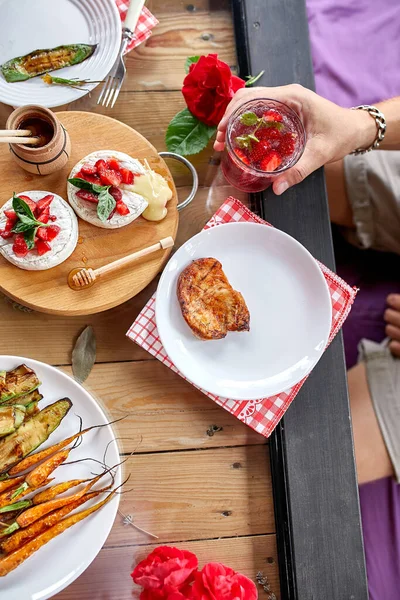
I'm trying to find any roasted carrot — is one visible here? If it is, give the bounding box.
[16,471,108,528]
[0,476,24,495]
[0,491,116,576]
[25,448,70,489]
[0,478,54,510]
[8,419,123,476]
[1,490,101,554]
[32,478,89,505]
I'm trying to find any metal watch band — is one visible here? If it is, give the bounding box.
[350,105,386,155]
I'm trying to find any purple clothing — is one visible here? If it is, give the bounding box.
[306,0,400,107]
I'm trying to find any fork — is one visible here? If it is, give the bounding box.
[97,0,146,108]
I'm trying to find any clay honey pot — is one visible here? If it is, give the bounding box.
[6,105,71,175]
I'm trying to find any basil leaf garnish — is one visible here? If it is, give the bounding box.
[97,188,116,222]
[67,177,95,191]
[23,227,37,250]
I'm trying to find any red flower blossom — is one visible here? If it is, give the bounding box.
[190,563,258,600]
[131,546,198,598]
[182,54,245,126]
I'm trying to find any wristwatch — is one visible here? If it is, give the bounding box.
[350,105,386,155]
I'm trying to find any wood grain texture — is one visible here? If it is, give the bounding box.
[0,111,178,316]
[62,361,264,453]
[104,446,274,546]
[54,535,280,600]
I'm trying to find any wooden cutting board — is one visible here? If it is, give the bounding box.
[0,111,178,316]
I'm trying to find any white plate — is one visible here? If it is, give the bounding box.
[156,222,332,400]
[0,0,121,108]
[0,356,120,600]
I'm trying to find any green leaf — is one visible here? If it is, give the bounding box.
[23,227,37,250]
[240,112,259,126]
[12,221,34,234]
[92,183,108,194]
[67,177,95,191]
[235,135,252,149]
[248,133,260,142]
[12,195,35,221]
[184,56,200,74]
[97,188,116,222]
[166,108,216,156]
[262,121,284,131]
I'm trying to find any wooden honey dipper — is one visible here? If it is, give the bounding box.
[68,236,174,290]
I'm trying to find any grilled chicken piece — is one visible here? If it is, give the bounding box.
[177,258,250,340]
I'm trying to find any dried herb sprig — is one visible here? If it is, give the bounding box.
[42,73,103,90]
[256,571,277,600]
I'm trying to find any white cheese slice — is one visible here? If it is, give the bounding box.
[67,150,148,229]
[0,191,78,271]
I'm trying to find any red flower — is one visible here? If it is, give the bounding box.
[131,546,198,598]
[182,54,245,127]
[190,563,258,600]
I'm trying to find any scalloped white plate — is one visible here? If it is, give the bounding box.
[156,222,332,400]
[0,0,121,107]
[0,356,120,600]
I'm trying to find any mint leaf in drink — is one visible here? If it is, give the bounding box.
[184,56,201,74]
[261,121,284,131]
[240,112,259,126]
[97,187,116,222]
[234,135,257,149]
[248,133,260,142]
[68,177,95,191]
[166,108,216,156]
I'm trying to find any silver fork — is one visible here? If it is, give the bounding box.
[97,0,145,109]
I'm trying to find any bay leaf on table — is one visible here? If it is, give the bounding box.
[72,326,96,383]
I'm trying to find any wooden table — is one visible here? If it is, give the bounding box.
[0,1,281,598]
[0,0,369,598]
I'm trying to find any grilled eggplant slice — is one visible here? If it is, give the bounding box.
[0,399,72,473]
[1,43,97,83]
[0,366,40,404]
[0,406,26,438]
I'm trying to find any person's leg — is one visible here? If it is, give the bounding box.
[325,160,355,227]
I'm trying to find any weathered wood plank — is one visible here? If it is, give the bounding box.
[62,361,263,453]
[105,445,274,546]
[54,534,280,599]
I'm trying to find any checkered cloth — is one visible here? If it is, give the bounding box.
[115,0,159,53]
[127,197,357,438]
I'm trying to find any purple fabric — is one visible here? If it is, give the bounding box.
[359,478,400,600]
[306,0,400,107]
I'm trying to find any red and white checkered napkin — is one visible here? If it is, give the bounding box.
[127,197,357,438]
[115,0,159,53]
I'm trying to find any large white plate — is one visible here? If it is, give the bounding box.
[0,0,121,108]
[156,222,332,400]
[0,356,120,600]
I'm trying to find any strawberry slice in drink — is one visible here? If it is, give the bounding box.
[13,234,29,257]
[250,140,271,164]
[35,239,51,256]
[76,190,99,203]
[259,151,283,172]
[263,109,283,122]
[234,149,250,165]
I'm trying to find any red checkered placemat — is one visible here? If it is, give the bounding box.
[115,0,159,53]
[127,197,357,438]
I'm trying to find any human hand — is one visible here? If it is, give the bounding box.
[385,294,400,357]
[214,84,376,195]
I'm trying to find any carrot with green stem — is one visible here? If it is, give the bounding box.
[0,476,24,495]
[0,488,119,576]
[32,478,90,505]
[0,489,104,554]
[0,478,54,509]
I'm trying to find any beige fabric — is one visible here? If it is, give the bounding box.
[343,150,400,255]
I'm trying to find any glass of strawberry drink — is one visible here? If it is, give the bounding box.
[221,98,306,193]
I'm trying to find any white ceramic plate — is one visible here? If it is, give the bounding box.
[0,0,121,108]
[156,222,332,400]
[0,356,120,600]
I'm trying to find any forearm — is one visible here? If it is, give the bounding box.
[355,96,400,151]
